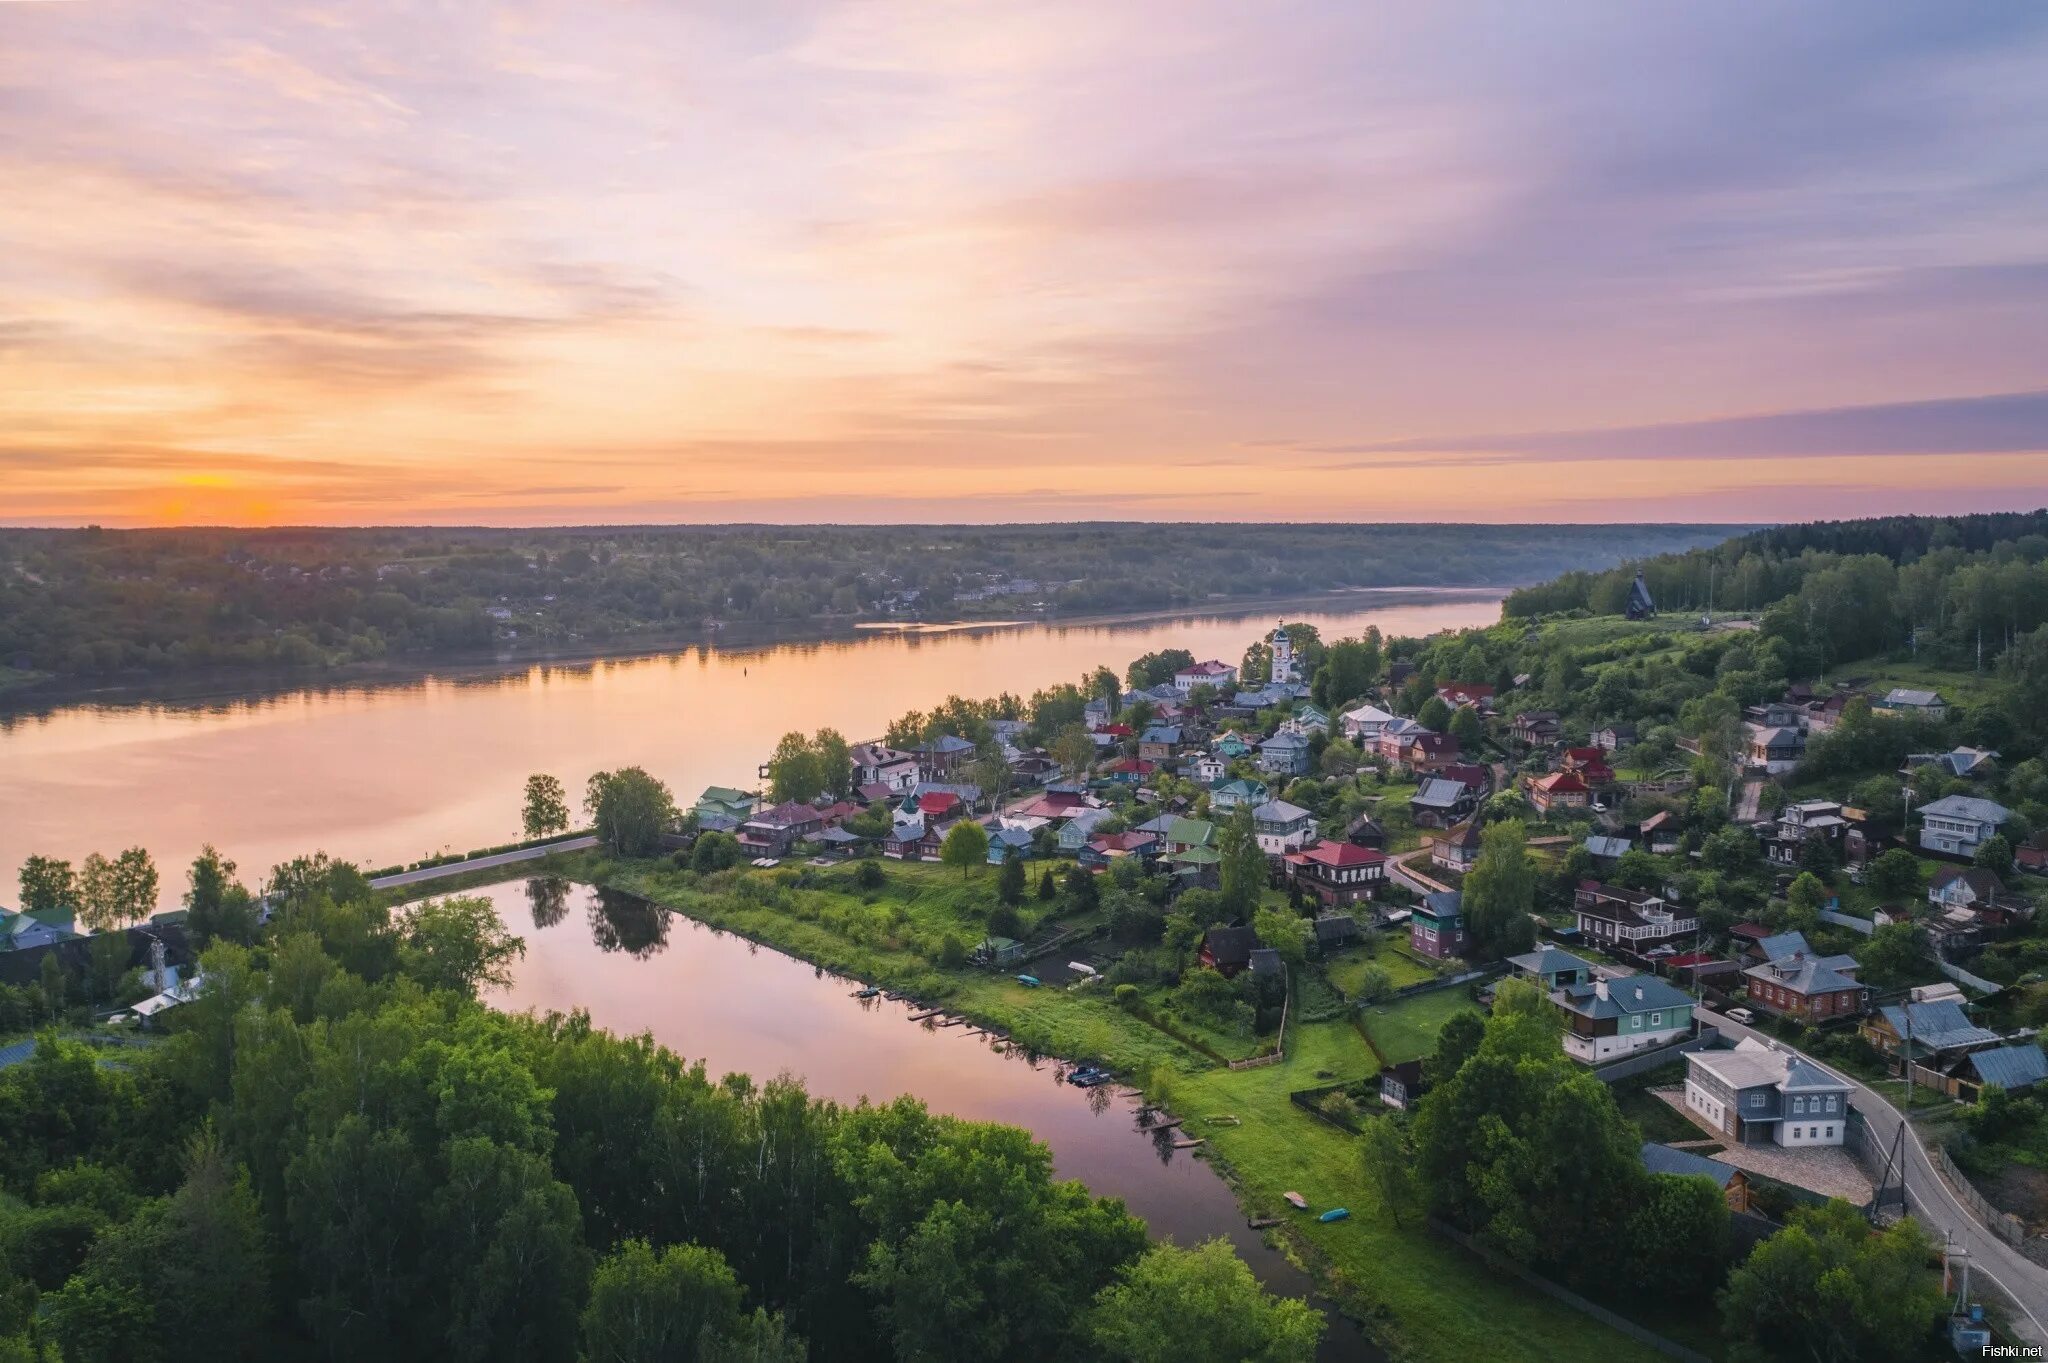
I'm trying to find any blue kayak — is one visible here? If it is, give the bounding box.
[1318,1208,1350,1223]
[1015,975,1040,987]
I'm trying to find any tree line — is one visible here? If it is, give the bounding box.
[0,522,1729,685]
[0,847,1322,1363]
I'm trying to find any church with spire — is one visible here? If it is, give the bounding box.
[1269,621,1300,684]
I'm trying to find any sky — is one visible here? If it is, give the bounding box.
[3,1,2047,527]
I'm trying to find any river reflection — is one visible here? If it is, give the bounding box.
[479,877,1382,1362]
[0,591,1500,905]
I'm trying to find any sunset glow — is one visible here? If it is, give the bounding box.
[4,3,2046,525]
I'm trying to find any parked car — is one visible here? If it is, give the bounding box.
[1725,1007,1755,1025]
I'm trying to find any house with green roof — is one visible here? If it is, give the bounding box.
[1208,777,1269,812]
[695,786,759,822]
[1164,817,1215,854]
[0,906,80,952]
[1213,732,1257,761]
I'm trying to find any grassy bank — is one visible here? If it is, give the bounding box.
[517,850,1685,1363]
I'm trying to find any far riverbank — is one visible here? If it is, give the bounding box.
[0,586,1504,716]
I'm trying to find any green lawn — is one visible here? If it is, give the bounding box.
[563,852,1696,1363]
[1325,945,1439,1000]
[1357,986,1480,1064]
[1162,1023,1676,1363]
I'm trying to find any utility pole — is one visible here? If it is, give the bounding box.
[1903,1003,1914,1110]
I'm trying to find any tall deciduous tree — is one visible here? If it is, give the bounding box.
[1462,820,1537,958]
[1251,907,1309,972]
[1053,723,1097,779]
[110,847,159,925]
[18,854,77,915]
[812,728,853,799]
[1218,805,1265,918]
[581,1239,746,1363]
[766,732,824,804]
[1087,1239,1322,1363]
[522,774,570,839]
[1719,1201,1942,1363]
[399,895,526,996]
[186,844,258,947]
[940,822,989,877]
[585,768,678,857]
[997,854,1026,906]
[1357,1115,1416,1227]
[48,1129,272,1363]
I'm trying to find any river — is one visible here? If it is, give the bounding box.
[0,589,1500,902]
[480,877,1383,1361]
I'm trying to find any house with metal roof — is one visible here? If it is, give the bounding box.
[1583,834,1633,863]
[1409,777,1477,830]
[1743,948,1868,1024]
[1199,924,1259,976]
[1431,821,1484,874]
[1173,659,1238,693]
[1876,687,1949,721]
[1506,945,1596,991]
[1916,795,2012,859]
[1949,1043,2048,1101]
[1339,702,1398,743]
[1208,776,1269,812]
[0,907,80,952]
[1551,971,1696,1063]
[1860,1000,2000,1060]
[1639,1142,1751,1212]
[1251,799,1315,854]
[1902,746,1999,781]
[695,785,760,822]
[1573,881,1698,952]
[1683,1039,1853,1147]
[1257,730,1312,777]
[1138,726,1185,761]
[1285,841,1386,908]
[1411,889,1466,959]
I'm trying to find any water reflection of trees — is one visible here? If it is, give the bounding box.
[525,877,571,929]
[585,887,671,958]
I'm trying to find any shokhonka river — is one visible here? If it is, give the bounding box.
[0,590,1500,898]
[481,877,1384,1360]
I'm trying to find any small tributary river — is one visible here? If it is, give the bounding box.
[476,877,1384,1361]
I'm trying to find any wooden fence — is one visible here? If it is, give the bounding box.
[1936,1146,2030,1248]
[1425,1221,1711,1363]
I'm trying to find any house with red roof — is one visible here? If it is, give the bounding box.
[1527,770,1590,816]
[916,791,963,819]
[1436,682,1496,711]
[1081,830,1162,871]
[1285,841,1386,908]
[1173,659,1239,693]
[1103,756,1157,785]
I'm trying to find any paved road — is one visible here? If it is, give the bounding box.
[1706,1006,2048,1347]
[1386,846,1452,897]
[368,835,599,890]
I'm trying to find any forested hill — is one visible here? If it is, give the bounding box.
[0,522,1733,685]
[1507,509,2048,668]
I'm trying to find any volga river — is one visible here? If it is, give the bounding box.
[4,590,1506,1361]
[0,589,1500,893]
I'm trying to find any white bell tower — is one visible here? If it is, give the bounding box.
[1269,621,1298,684]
